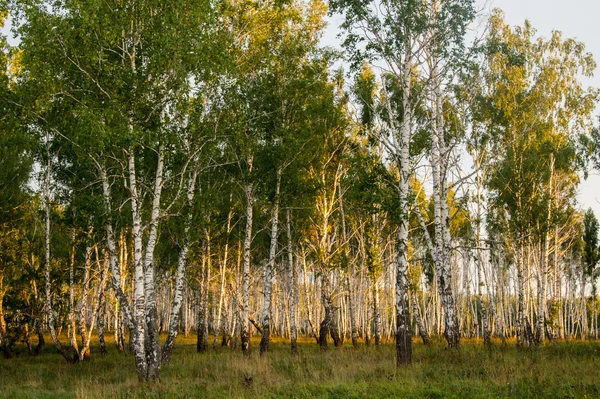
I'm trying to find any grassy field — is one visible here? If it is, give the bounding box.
[1,335,599,398]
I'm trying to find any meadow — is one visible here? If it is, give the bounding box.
[1,336,599,398]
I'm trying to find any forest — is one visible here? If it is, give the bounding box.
[1,0,600,397]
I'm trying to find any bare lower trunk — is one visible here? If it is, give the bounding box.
[286,209,298,355]
[390,52,412,366]
[162,168,198,364]
[0,276,12,359]
[213,205,231,350]
[197,248,209,353]
[516,242,533,346]
[412,292,429,345]
[44,145,73,363]
[319,275,332,351]
[338,185,357,348]
[241,159,254,356]
[431,68,459,349]
[141,144,165,381]
[128,150,149,380]
[581,269,588,339]
[536,235,549,343]
[260,169,281,355]
[373,278,380,347]
[68,228,79,359]
[98,291,107,356]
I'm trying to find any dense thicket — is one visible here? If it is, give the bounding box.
[1,0,599,382]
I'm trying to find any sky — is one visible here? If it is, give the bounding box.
[322,0,600,217]
[2,0,600,215]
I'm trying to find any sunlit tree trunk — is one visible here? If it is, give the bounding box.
[392,51,413,365]
[68,227,79,359]
[430,67,459,349]
[260,168,281,355]
[213,202,232,350]
[286,209,298,354]
[44,135,72,363]
[162,167,198,364]
[241,156,254,356]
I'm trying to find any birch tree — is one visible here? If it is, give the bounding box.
[16,0,219,381]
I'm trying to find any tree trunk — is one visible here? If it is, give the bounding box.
[319,274,332,351]
[241,157,254,356]
[412,291,429,345]
[286,209,298,354]
[44,141,73,363]
[372,277,380,347]
[162,167,198,364]
[141,144,165,381]
[391,52,412,365]
[0,275,12,359]
[68,227,80,360]
[128,150,149,380]
[338,185,358,348]
[260,168,281,356]
[213,203,231,350]
[431,68,459,349]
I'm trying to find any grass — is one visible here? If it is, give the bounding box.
[1,335,599,398]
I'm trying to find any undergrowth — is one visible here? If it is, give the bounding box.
[1,336,599,398]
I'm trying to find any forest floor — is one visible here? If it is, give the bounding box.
[1,335,599,398]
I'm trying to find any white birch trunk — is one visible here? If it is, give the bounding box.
[162,167,198,364]
[260,168,281,355]
[44,137,72,363]
[142,144,165,381]
[241,156,254,356]
[127,150,148,380]
[393,51,413,365]
[286,208,298,354]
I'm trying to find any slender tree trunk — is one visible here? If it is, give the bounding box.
[391,51,412,366]
[44,139,72,363]
[141,144,165,381]
[197,247,209,353]
[516,241,532,346]
[213,202,232,350]
[202,236,211,351]
[581,268,588,339]
[319,274,332,350]
[128,150,149,380]
[286,209,298,354]
[372,277,380,347]
[98,287,107,356]
[68,227,79,360]
[338,185,358,348]
[412,291,429,345]
[431,68,459,349]
[241,156,254,356]
[536,235,549,343]
[0,274,12,359]
[162,168,198,364]
[260,168,281,355]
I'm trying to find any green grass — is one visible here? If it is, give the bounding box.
[1,336,599,398]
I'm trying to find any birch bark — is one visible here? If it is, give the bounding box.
[260,168,281,355]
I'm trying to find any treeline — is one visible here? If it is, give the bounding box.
[1,0,600,382]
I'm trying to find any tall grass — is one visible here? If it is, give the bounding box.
[1,336,599,398]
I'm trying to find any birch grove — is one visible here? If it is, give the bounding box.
[2,0,600,384]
